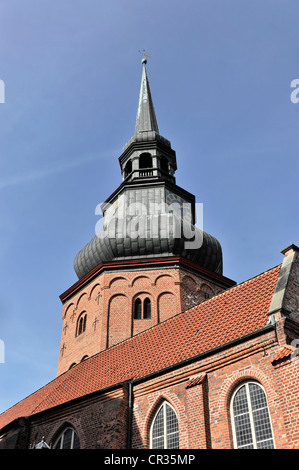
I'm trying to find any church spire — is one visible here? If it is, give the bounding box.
[134,58,159,135]
[123,57,171,151]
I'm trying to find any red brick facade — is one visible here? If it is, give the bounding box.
[127,327,298,449]
[3,321,299,449]
[57,257,234,376]
[28,387,129,450]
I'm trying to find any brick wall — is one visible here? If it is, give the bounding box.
[130,329,295,449]
[4,326,299,449]
[42,251,299,449]
[57,262,229,375]
[271,354,299,447]
[28,387,128,449]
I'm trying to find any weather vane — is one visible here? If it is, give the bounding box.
[138,49,151,58]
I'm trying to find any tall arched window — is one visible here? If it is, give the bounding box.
[53,426,80,449]
[150,402,179,449]
[144,297,151,319]
[230,382,275,449]
[160,156,169,173]
[76,312,87,336]
[124,160,132,178]
[134,298,142,319]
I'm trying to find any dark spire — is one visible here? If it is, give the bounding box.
[123,58,171,151]
[134,58,159,135]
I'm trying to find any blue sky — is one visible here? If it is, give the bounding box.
[0,0,298,413]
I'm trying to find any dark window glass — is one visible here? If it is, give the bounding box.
[124,160,132,177]
[53,427,80,449]
[77,313,87,336]
[144,298,151,319]
[160,156,168,173]
[63,428,72,449]
[139,153,152,169]
[134,298,142,319]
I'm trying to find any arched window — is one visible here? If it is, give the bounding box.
[134,298,142,319]
[134,297,151,320]
[160,156,169,173]
[76,312,87,336]
[124,160,132,178]
[144,297,151,319]
[150,402,179,449]
[230,382,275,449]
[139,153,152,169]
[53,426,80,449]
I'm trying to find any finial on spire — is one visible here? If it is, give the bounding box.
[138,49,150,65]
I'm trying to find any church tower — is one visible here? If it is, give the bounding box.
[57,59,235,376]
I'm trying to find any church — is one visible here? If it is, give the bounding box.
[0,58,299,450]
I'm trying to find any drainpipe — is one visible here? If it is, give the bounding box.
[127,381,133,449]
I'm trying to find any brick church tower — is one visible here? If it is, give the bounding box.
[57,59,235,376]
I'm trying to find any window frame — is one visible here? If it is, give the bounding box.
[53,426,80,449]
[139,152,153,169]
[76,311,87,336]
[143,297,151,319]
[149,401,179,449]
[133,298,142,319]
[133,297,151,320]
[230,381,275,449]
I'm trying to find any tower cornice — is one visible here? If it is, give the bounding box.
[61,256,236,304]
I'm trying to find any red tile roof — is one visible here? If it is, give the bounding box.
[0,264,281,430]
